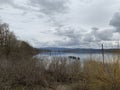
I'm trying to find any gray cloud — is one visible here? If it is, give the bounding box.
[110,12,120,32]
[83,27,114,45]
[83,33,95,42]
[53,25,115,48]
[28,0,70,30]
[29,0,69,15]
[54,26,82,47]
[92,28,114,41]
[0,0,28,11]
[0,0,13,4]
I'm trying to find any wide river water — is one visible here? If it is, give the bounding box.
[36,52,120,63]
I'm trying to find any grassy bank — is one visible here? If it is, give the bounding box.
[0,56,120,90]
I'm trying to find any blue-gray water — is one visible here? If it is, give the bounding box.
[36,52,119,62]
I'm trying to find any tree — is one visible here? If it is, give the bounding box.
[0,23,9,46]
[0,23,18,59]
[0,22,37,60]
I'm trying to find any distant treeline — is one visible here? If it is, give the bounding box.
[38,47,120,54]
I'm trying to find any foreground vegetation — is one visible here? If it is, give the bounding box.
[1,54,120,90]
[1,22,120,90]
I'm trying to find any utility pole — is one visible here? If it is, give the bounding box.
[117,40,120,59]
[117,40,119,49]
[102,44,104,64]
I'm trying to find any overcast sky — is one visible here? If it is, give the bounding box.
[0,0,120,48]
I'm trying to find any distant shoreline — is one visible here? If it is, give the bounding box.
[38,47,120,54]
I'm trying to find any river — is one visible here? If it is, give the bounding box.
[35,52,120,63]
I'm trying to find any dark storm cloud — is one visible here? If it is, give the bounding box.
[110,12,120,32]
[29,0,69,15]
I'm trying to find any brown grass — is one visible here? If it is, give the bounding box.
[0,54,120,90]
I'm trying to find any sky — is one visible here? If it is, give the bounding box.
[0,0,120,48]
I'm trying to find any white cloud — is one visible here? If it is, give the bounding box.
[0,0,120,48]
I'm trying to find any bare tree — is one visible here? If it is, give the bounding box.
[0,23,9,46]
[0,23,18,59]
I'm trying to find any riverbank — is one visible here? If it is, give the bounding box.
[0,56,120,90]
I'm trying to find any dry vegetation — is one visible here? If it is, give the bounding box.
[1,23,120,90]
[1,56,120,90]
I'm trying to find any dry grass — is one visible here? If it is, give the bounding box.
[0,54,120,90]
